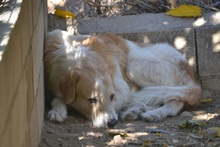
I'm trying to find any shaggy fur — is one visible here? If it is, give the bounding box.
[44,30,201,128]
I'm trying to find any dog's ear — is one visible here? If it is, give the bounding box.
[59,70,80,104]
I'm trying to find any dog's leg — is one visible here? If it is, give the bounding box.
[140,100,184,121]
[48,98,67,122]
[120,104,159,121]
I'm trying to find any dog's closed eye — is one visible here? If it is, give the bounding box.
[110,94,115,101]
[88,97,98,104]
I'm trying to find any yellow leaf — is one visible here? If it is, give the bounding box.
[55,8,75,18]
[166,4,202,18]
[201,98,213,103]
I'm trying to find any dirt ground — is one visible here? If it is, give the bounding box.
[39,91,220,147]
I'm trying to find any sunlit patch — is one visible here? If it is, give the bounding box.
[212,31,220,44]
[193,111,218,121]
[86,132,103,137]
[211,12,220,25]
[188,57,195,66]
[74,50,84,59]
[78,136,85,140]
[174,37,187,50]
[143,36,150,44]
[107,131,149,146]
[212,31,220,52]
[184,28,192,34]
[193,17,206,27]
[95,79,100,89]
[0,51,3,61]
[213,43,220,52]
[92,112,108,128]
[163,21,169,25]
[127,72,134,79]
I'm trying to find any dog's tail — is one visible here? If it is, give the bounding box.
[129,84,202,107]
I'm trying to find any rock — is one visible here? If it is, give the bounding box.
[172,139,179,144]
[204,128,218,139]
[113,135,123,144]
[202,90,212,98]
[180,111,194,118]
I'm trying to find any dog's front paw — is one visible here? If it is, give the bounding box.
[120,105,159,121]
[48,107,67,122]
[140,111,163,122]
[120,105,146,121]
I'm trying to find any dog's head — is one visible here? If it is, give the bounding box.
[59,69,118,128]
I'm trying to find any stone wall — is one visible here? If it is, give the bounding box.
[0,0,47,146]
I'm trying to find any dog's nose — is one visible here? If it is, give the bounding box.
[107,119,118,128]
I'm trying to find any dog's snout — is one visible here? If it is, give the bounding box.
[107,119,118,128]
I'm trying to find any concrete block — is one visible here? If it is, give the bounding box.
[196,26,220,76]
[196,26,220,90]
[72,13,194,34]
[70,12,220,35]
[200,76,220,91]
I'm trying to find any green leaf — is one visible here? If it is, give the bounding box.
[179,119,206,128]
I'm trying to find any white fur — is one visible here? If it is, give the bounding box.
[45,30,201,127]
[120,42,200,121]
[48,98,67,122]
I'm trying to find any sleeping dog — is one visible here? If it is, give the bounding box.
[44,30,201,128]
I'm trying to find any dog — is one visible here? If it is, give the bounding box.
[44,29,201,128]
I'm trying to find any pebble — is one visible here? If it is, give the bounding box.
[180,111,194,118]
[202,90,212,98]
[204,128,218,139]
[113,135,123,144]
[172,139,179,144]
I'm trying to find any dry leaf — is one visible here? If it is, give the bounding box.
[55,8,75,18]
[201,98,213,103]
[166,4,202,18]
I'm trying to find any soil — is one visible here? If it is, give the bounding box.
[39,90,220,147]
